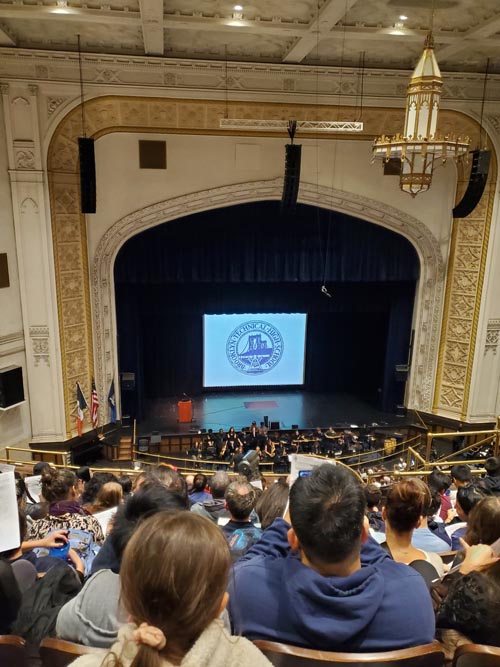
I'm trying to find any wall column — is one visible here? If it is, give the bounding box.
[1,83,66,442]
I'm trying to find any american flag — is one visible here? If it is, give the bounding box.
[90,378,99,429]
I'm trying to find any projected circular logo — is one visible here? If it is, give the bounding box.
[226,320,284,375]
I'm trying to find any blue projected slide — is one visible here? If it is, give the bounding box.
[203,313,307,387]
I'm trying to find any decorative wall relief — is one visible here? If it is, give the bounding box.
[433,144,497,419]
[29,326,50,367]
[485,319,500,355]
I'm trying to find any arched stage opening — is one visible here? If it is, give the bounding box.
[113,201,420,431]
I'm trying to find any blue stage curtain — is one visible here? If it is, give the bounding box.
[114,203,419,415]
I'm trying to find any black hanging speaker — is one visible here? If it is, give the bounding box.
[0,365,24,408]
[281,143,302,213]
[78,137,96,214]
[453,149,491,219]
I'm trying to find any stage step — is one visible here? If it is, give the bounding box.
[117,436,133,461]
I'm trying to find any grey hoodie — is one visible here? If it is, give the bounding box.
[56,569,125,647]
[191,498,229,523]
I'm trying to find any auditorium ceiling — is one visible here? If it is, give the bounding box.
[0,0,498,73]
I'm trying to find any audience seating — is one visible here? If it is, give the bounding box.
[0,635,26,667]
[453,643,500,667]
[39,637,106,667]
[252,640,445,667]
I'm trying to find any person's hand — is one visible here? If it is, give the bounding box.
[446,508,457,523]
[68,548,85,575]
[459,539,499,574]
[39,530,69,549]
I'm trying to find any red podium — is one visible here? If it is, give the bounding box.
[177,399,192,423]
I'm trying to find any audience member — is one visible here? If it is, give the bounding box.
[68,512,271,667]
[117,475,133,498]
[464,495,500,547]
[450,464,473,489]
[383,479,444,577]
[450,485,486,551]
[229,464,435,651]
[141,466,189,507]
[33,461,51,476]
[80,472,119,508]
[191,471,230,522]
[90,482,123,514]
[1,509,83,577]
[255,478,289,530]
[189,473,212,505]
[436,536,500,659]
[76,467,92,497]
[27,468,105,544]
[479,456,500,495]
[428,470,452,521]
[57,484,188,647]
[425,489,452,548]
[411,488,450,553]
[223,479,262,561]
[364,483,385,532]
[0,560,22,634]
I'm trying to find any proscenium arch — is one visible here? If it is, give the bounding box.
[92,178,444,422]
[47,94,494,433]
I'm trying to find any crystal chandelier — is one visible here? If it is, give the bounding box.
[372,33,470,197]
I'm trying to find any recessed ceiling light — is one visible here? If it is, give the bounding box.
[399,14,408,20]
[233,4,243,10]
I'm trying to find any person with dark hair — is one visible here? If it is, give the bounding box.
[223,479,262,562]
[189,473,212,505]
[450,486,487,551]
[75,466,92,498]
[450,464,473,489]
[255,479,289,530]
[428,470,452,522]
[479,456,500,495]
[425,489,452,548]
[27,468,104,544]
[434,498,500,657]
[117,474,133,498]
[229,464,434,651]
[364,483,385,533]
[0,560,22,634]
[33,461,52,476]
[57,484,188,647]
[191,471,230,523]
[383,479,444,577]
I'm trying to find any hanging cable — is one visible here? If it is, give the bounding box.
[479,58,490,149]
[77,34,86,138]
[224,44,229,120]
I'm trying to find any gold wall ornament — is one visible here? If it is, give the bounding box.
[372,33,470,196]
[432,150,497,419]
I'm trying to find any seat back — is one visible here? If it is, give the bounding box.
[40,637,106,667]
[0,635,27,667]
[253,640,444,667]
[453,643,500,667]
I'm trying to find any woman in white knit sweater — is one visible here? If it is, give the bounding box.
[70,512,270,667]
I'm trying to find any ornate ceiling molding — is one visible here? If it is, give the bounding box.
[1,47,500,103]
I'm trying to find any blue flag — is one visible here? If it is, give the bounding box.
[108,379,116,423]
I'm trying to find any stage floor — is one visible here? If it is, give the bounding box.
[138,391,406,435]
